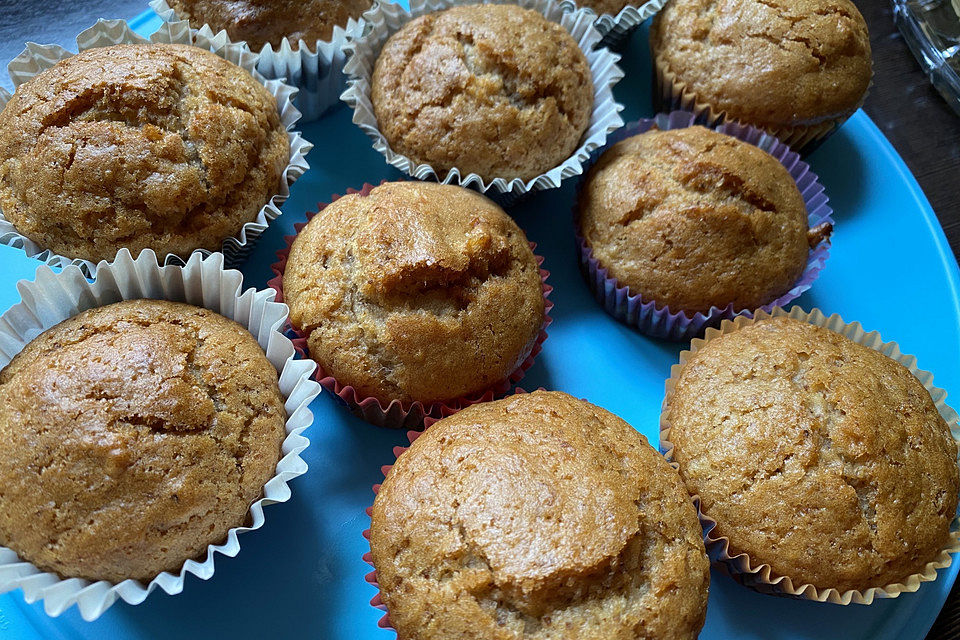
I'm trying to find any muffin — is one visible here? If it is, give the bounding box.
[0,299,287,583]
[282,181,545,406]
[0,43,290,264]
[165,0,373,49]
[579,126,830,314]
[665,316,960,593]
[650,0,872,149]
[370,3,594,182]
[371,390,710,639]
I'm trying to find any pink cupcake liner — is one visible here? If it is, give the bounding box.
[268,185,553,429]
[574,110,834,342]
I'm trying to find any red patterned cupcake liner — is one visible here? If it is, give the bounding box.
[267,184,553,429]
[361,431,419,632]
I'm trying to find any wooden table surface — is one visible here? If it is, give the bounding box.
[1,0,959,637]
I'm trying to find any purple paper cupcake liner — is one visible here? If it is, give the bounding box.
[574,110,834,342]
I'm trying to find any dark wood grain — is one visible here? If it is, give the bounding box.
[860,2,960,265]
[0,0,959,636]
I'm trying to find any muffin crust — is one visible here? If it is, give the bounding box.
[372,390,710,639]
[0,43,290,263]
[371,4,594,181]
[579,126,818,313]
[666,317,960,591]
[283,181,545,405]
[650,0,872,130]
[0,299,287,583]
[167,0,373,49]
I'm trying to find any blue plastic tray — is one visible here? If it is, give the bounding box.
[0,8,958,640]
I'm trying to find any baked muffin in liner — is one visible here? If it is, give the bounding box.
[340,0,625,202]
[575,111,833,341]
[0,249,321,621]
[149,0,369,121]
[0,18,311,278]
[660,306,960,605]
[558,0,668,49]
[363,388,710,635]
[650,4,873,153]
[267,183,553,430]
[653,57,871,153]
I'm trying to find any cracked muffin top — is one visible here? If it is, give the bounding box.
[371,390,710,640]
[665,316,960,592]
[370,4,594,182]
[282,181,545,405]
[166,0,373,49]
[0,299,287,583]
[579,126,828,314]
[650,0,872,131]
[0,43,290,264]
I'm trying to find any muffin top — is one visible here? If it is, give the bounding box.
[0,299,287,583]
[579,126,824,314]
[371,4,594,182]
[651,0,872,129]
[283,181,545,405]
[166,0,373,49]
[666,316,960,592]
[371,390,710,639]
[0,43,290,264]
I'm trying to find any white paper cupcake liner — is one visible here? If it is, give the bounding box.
[558,0,668,49]
[149,0,368,121]
[0,249,322,621]
[341,0,625,200]
[660,306,960,605]
[0,18,312,278]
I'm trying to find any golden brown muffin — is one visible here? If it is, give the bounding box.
[665,316,960,592]
[371,4,594,182]
[371,390,710,639]
[0,299,287,583]
[650,0,872,143]
[166,0,373,49]
[0,43,290,264]
[579,126,827,314]
[283,181,544,405]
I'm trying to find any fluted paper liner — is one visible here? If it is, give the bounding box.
[653,52,872,152]
[659,306,960,605]
[575,111,833,341]
[0,249,322,621]
[558,0,669,49]
[267,184,553,429]
[341,0,625,199]
[0,18,312,278]
[149,0,367,120]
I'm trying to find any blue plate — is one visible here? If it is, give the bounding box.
[0,8,958,640]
